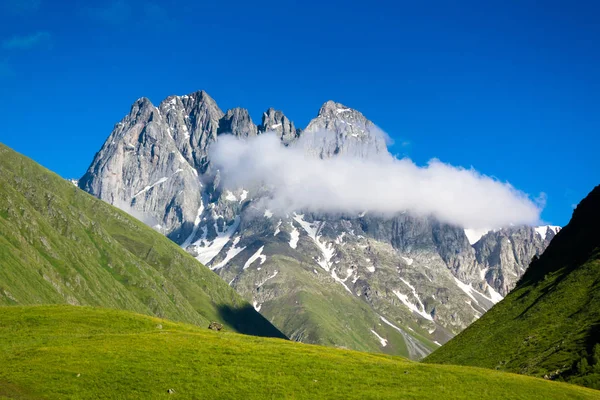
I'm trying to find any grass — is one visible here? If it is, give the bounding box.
[0,143,284,339]
[0,305,598,400]
[220,245,439,359]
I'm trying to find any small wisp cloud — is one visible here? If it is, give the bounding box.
[210,133,542,229]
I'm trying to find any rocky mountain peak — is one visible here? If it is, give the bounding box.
[127,97,157,122]
[184,89,216,104]
[218,108,258,138]
[79,91,561,359]
[259,107,298,145]
[133,96,153,108]
[318,100,353,116]
[302,101,388,159]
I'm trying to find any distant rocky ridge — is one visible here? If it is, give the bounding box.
[79,90,558,359]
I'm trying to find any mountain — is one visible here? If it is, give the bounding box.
[79,90,556,358]
[1,305,597,400]
[425,185,600,389]
[0,143,284,339]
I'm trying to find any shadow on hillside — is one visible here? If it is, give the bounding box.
[586,323,600,353]
[217,304,288,340]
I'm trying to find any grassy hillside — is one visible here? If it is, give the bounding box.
[228,251,437,359]
[0,143,284,338]
[0,305,598,400]
[425,186,600,389]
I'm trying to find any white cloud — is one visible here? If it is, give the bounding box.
[210,133,542,229]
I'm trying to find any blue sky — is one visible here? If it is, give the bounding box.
[0,0,598,226]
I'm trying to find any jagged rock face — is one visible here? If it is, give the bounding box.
[78,97,203,237]
[218,108,258,138]
[156,91,224,173]
[259,108,298,145]
[473,226,559,295]
[301,100,388,159]
[80,90,557,359]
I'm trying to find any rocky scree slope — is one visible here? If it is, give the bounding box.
[79,90,557,358]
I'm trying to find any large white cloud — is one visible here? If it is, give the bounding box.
[210,133,542,229]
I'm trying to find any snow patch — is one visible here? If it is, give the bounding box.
[479,267,489,281]
[274,220,282,236]
[192,216,240,264]
[401,256,413,266]
[487,285,504,304]
[225,191,237,201]
[535,225,561,240]
[331,269,352,294]
[394,278,433,321]
[243,246,266,269]
[264,209,273,218]
[181,201,205,248]
[132,177,169,198]
[211,236,246,270]
[293,214,335,271]
[289,223,300,249]
[253,301,262,312]
[453,277,479,303]
[454,277,503,306]
[379,315,430,359]
[371,330,388,347]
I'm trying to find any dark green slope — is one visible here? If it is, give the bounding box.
[425,185,600,389]
[0,143,285,339]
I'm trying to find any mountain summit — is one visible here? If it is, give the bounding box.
[78,90,558,358]
[302,100,388,159]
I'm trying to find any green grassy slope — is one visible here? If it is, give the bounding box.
[0,305,598,400]
[234,253,436,358]
[425,185,600,389]
[0,143,284,338]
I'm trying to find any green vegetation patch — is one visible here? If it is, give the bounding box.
[0,306,598,400]
[0,143,284,339]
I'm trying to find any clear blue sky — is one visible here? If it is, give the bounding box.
[0,0,598,226]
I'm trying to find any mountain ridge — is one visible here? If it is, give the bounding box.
[77,89,557,358]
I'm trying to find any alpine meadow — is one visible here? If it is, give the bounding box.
[0,1,599,398]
